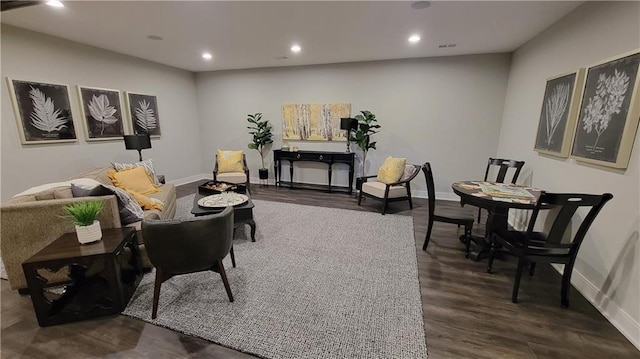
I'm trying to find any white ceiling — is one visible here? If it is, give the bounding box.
[1,1,582,72]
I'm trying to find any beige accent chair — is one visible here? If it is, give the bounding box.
[357,164,421,215]
[213,153,251,193]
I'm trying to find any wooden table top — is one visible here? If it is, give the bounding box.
[452,181,543,210]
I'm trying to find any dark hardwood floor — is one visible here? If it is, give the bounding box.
[2,181,638,358]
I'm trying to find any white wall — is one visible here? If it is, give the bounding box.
[1,25,203,201]
[498,2,640,347]
[195,54,511,197]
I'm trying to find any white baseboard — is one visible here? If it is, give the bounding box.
[551,265,640,350]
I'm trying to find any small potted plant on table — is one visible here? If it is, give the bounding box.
[247,113,274,180]
[63,200,104,244]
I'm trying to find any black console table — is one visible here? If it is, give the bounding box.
[273,150,355,194]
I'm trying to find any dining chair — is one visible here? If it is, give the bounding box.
[142,207,235,319]
[421,163,475,256]
[478,157,525,222]
[486,192,613,307]
[357,163,421,215]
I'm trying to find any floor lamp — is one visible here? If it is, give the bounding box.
[123,134,151,161]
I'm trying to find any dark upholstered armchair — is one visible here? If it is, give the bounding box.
[357,164,421,215]
[213,153,251,193]
[142,207,235,319]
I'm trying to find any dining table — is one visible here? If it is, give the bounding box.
[452,181,543,261]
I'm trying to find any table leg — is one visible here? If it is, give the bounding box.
[248,220,256,242]
[468,207,508,262]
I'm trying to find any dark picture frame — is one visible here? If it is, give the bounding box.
[6,78,77,144]
[534,69,585,157]
[125,92,161,137]
[570,50,640,169]
[77,86,125,141]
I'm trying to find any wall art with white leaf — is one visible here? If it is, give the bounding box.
[78,86,125,141]
[570,50,640,169]
[6,79,77,144]
[533,69,585,158]
[126,92,161,137]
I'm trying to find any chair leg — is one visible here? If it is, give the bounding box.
[406,184,413,209]
[422,218,434,251]
[464,225,472,258]
[357,189,363,205]
[512,258,526,303]
[217,259,234,302]
[230,246,236,268]
[477,208,482,223]
[487,237,496,273]
[528,262,536,277]
[381,200,388,215]
[152,269,164,319]
[561,261,575,308]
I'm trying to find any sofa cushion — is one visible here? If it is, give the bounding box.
[108,167,159,195]
[216,172,247,184]
[362,181,407,198]
[71,183,144,225]
[112,159,161,186]
[70,167,113,186]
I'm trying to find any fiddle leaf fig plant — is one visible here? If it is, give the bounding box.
[247,113,274,170]
[349,110,381,175]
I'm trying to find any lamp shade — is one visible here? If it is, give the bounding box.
[124,134,151,150]
[340,118,357,131]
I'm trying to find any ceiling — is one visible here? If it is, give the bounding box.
[1,1,582,72]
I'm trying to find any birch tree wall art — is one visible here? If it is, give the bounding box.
[570,51,640,169]
[282,103,351,141]
[534,70,584,157]
[7,79,77,144]
[126,92,161,137]
[78,86,125,141]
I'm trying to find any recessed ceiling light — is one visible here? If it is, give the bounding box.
[408,35,421,43]
[46,1,64,8]
[202,52,213,60]
[411,1,431,10]
[147,35,163,41]
[291,45,301,53]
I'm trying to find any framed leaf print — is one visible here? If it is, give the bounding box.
[533,69,585,157]
[125,92,161,137]
[77,86,125,141]
[6,78,77,144]
[570,50,640,169]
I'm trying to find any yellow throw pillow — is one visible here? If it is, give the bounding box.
[377,156,407,184]
[125,189,164,211]
[108,167,159,195]
[217,150,244,173]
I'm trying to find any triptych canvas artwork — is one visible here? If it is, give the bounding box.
[6,79,161,145]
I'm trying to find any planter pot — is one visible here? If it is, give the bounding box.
[75,220,102,244]
[258,168,269,180]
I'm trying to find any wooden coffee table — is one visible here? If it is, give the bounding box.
[22,227,143,327]
[191,192,256,242]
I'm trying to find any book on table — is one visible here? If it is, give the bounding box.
[479,182,535,199]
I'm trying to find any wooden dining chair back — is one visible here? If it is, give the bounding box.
[142,207,235,319]
[478,157,525,222]
[487,192,613,307]
[357,164,421,215]
[421,162,475,255]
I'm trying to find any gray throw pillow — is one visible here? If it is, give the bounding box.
[71,183,144,225]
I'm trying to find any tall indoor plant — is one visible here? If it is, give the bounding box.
[247,113,274,179]
[349,110,381,176]
[63,200,103,244]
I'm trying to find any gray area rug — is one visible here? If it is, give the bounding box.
[123,195,427,359]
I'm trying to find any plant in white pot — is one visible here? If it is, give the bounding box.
[247,113,274,180]
[63,200,103,244]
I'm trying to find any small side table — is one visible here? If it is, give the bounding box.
[22,227,143,327]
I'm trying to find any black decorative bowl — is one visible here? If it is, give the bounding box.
[198,181,246,194]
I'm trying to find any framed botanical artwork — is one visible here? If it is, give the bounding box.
[6,78,77,144]
[77,86,125,141]
[570,50,640,169]
[533,69,585,157]
[282,103,351,141]
[125,92,161,137]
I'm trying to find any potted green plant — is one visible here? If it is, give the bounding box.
[247,113,274,179]
[350,110,381,178]
[63,200,104,244]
